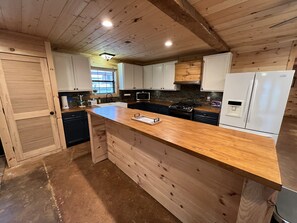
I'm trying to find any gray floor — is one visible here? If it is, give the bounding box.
[0,142,180,223]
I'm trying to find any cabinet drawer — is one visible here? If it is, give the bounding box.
[62,111,87,120]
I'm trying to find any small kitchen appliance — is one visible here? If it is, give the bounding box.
[61,96,69,110]
[136,92,150,101]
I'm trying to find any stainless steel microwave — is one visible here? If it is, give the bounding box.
[136,92,150,101]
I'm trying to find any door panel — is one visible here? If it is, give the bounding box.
[152,64,163,90]
[163,62,176,90]
[219,72,255,128]
[72,55,92,91]
[3,60,49,113]
[0,53,61,161]
[246,71,294,134]
[16,117,55,153]
[52,52,75,91]
[133,65,143,89]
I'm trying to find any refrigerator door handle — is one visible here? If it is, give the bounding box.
[247,79,258,123]
[244,80,254,123]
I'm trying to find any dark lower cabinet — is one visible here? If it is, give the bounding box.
[193,110,219,126]
[62,111,90,147]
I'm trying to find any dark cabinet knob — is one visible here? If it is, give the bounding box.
[50,111,55,115]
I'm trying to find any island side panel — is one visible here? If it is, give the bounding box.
[236,179,278,223]
[87,113,108,163]
[106,120,244,223]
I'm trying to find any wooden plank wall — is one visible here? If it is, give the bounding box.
[285,84,297,117]
[230,41,294,72]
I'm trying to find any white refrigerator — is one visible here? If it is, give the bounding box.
[219,71,294,143]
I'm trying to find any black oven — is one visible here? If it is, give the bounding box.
[169,109,193,120]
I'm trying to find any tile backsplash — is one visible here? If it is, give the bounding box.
[120,85,223,103]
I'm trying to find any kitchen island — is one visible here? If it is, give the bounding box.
[86,106,281,223]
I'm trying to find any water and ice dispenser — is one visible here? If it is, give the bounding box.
[226,100,244,118]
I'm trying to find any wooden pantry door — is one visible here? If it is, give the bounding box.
[0,53,61,161]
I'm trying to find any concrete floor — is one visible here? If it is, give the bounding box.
[0,142,180,223]
[0,117,296,223]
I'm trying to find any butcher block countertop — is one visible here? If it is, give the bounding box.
[86,106,282,190]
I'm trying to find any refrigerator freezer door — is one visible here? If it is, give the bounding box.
[246,71,294,134]
[219,72,255,128]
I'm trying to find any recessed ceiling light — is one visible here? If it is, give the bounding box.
[102,20,113,28]
[165,40,173,47]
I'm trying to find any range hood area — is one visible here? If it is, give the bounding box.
[174,60,202,85]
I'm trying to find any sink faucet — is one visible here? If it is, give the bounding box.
[106,93,113,103]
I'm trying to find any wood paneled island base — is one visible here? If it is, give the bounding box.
[87,107,281,223]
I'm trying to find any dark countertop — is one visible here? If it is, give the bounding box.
[61,100,221,114]
[127,100,221,113]
[126,100,174,107]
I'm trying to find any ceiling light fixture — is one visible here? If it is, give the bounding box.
[165,40,173,47]
[99,52,115,61]
[102,20,113,28]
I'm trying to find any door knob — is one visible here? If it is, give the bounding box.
[50,111,55,115]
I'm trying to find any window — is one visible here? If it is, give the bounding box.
[91,68,115,94]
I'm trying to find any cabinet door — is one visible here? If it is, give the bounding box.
[0,53,61,161]
[133,65,143,89]
[72,55,92,91]
[144,65,153,89]
[163,62,178,90]
[201,52,232,92]
[118,63,134,90]
[53,52,75,91]
[152,64,164,90]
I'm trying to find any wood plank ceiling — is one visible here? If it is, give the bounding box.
[0,0,296,62]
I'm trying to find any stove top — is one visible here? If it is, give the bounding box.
[169,101,202,113]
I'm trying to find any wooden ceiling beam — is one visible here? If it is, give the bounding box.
[147,0,229,52]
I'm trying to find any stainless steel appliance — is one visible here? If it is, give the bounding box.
[136,92,150,101]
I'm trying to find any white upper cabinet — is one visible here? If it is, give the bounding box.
[118,61,179,91]
[53,52,75,91]
[133,65,144,89]
[152,64,164,90]
[118,63,143,90]
[201,52,233,92]
[143,65,153,89]
[118,63,134,90]
[72,54,92,91]
[53,52,92,92]
[163,61,180,90]
[152,62,180,90]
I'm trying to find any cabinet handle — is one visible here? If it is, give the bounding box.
[50,111,55,115]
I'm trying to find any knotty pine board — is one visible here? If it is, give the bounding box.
[106,120,243,223]
[88,114,108,163]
